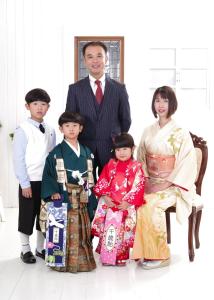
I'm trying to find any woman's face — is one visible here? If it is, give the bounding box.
[154,94,169,118]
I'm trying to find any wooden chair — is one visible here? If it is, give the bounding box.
[165,132,208,262]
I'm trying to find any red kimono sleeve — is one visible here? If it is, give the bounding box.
[122,164,145,207]
[93,163,111,198]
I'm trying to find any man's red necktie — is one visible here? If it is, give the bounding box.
[95,80,103,104]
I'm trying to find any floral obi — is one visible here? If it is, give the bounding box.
[146,153,175,178]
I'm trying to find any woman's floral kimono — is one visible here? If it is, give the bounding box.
[132,119,197,260]
[92,158,145,263]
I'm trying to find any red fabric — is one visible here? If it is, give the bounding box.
[95,80,103,103]
[93,158,145,208]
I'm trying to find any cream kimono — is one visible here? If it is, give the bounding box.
[132,119,197,260]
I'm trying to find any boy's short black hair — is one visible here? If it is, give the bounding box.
[113,132,135,150]
[58,112,85,127]
[25,88,51,104]
[82,41,108,56]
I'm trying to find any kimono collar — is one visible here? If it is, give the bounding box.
[117,158,132,166]
[111,158,133,174]
[156,118,175,130]
[64,139,80,157]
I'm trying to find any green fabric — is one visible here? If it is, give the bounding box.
[41,140,97,216]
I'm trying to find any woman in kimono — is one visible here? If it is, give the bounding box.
[92,133,145,266]
[132,86,197,269]
[41,112,96,273]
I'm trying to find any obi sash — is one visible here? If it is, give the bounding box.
[146,153,175,178]
[66,183,88,208]
[46,199,67,267]
[100,209,123,265]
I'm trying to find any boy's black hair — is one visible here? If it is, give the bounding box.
[25,88,51,104]
[113,132,135,150]
[82,41,108,56]
[58,111,85,127]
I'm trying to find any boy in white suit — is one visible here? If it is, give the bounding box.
[13,88,56,263]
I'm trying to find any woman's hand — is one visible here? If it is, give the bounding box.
[145,178,172,194]
[144,178,153,193]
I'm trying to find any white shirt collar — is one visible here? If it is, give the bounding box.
[89,73,105,85]
[89,74,106,94]
[28,117,45,129]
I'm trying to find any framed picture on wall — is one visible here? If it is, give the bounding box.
[74,36,124,83]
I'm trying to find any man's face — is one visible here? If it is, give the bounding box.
[84,45,107,79]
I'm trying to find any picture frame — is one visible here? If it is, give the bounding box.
[74,36,124,82]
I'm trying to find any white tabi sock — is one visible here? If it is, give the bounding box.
[19,232,31,254]
[36,230,45,253]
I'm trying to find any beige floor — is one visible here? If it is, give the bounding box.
[0,207,213,300]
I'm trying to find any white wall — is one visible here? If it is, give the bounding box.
[0,0,213,207]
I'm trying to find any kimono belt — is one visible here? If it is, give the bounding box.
[146,153,175,178]
[66,183,88,209]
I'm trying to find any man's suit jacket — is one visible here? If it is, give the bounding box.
[66,75,131,167]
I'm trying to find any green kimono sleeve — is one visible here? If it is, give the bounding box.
[41,154,61,201]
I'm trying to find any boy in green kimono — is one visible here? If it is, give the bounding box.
[41,111,96,272]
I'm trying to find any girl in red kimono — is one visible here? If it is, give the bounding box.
[91,133,145,266]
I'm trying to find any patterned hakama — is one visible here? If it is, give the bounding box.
[52,184,96,272]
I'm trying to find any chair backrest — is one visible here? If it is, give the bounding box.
[190,132,208,196]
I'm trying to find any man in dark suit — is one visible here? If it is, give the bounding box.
[66,41,131,178]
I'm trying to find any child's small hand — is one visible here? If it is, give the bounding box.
[51,193,61,200]
[118,201,130,211]
[22,187,32,198]
[103,195,114,208]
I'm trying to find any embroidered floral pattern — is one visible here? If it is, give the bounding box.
[168,128,183,154]
[92,159,145,262]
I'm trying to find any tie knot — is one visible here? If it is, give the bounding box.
[95,80,101,86]
[39,123,45,133]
